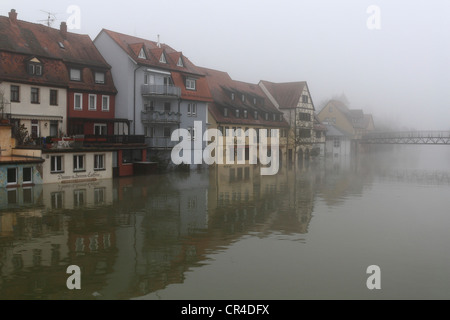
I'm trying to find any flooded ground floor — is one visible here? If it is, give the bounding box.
[0,145,449,300]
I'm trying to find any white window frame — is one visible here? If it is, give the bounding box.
[188,103,197,117]
[94,124,108,136]
[7,167,17,185]
[177,57,184,67]
[159,53,167,63]
[73,155,86,172]
[94,154,105,171]
[138,48,146,59]
[186,78,196,90]
[102,95,110,111]
[74,189,86,207]
[51,155,64,173]
[95,72,105,84]
[88,94,97,111]
[74,93,83,110]
[23,167,33,184]
[70,68,81,81]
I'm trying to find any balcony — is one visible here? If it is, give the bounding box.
[81,135,146,146]
[146,137,178,149]
[141,110,181,124]
[141,84,181,98]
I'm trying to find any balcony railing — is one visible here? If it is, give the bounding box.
[141,110,181,124]
[146,137,177,149]
[83,135,146,145]
[141,84,181,98]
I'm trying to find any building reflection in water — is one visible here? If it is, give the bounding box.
[0,157,380,300]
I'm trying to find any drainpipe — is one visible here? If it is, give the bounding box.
[133,65,144,135]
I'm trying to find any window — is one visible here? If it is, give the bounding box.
[10,85,20,102]
[186,78,196,90]
[7,168,17,185]
[254,111,258,120]
[51,156,63,173]
[145,126,155,138]
[51,192,64,209]
[188,103,197,117]
[163,127,171,138]
[94,154,105,170]
[265,113,269,121]
[23,167,32,184]
[94,188,105,204]
[159,53,167,63]
[235,109,240,118]
[50,121,58,137]
[334,138,341,148]
[23,188,33,204]
[31,120,39,138]
[253,97,257,105]
[28,62,43,76]
[316,131,322,139]
[31,88,40,104]
[102,96,110,111]
[74,93,83,110]
[299,129,311,138]
[243,110,248,119]
[74,189,86,207]
[302,95,309,103]
[89,94,97,110]
[50,90,58,106]
[231,93,235,100]
[73,155,85,172]
[95,72,105,84]
[299,113,311,122]
[224,108,228,117]
[177,57,184,67]
[273,114,276,121]
[188,127,196,140]
[70,68,81,81]
[164,102,171,113]
[138,48,146,59]
[7,189,17,204]
[94,124,107,136]
[58,41,65,49]
[241,94,245,102]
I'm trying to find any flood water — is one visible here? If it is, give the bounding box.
[1,145,449,300]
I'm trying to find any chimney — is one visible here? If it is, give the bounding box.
[9,9,18,23]
[157,34,161,48]
[60,21,67,39]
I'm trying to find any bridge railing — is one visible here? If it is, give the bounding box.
[363,131,450,139]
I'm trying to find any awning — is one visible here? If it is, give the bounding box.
[10,114,64,121]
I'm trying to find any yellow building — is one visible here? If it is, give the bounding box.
[200,67,289,171]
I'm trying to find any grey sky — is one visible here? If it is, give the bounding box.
[1,0,449,130]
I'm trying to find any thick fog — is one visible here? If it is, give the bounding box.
[1,0,449,131]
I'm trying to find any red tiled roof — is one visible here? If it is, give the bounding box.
[100,29,205,76]
[0,12,116,93]
[259,80,308,109]
[199,67,289,128]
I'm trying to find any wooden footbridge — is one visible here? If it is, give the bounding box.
[361,131,450,145]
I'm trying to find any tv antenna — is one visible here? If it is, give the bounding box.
[38,10,59,27]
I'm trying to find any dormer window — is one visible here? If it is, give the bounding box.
[95,72,105,84]
[231,93,235,100]
[177,56,184,67]
[186,78,196,91]
[58,41,65,49]
[241,94,245,102]
[138,48,147,59]
[159,53,167,64]
[70,68,81,81]
[27,58,43,76]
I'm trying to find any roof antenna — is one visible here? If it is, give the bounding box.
[157,34,161,48]
[38,10,58,27]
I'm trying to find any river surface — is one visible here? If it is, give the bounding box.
[0,145,449,300]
